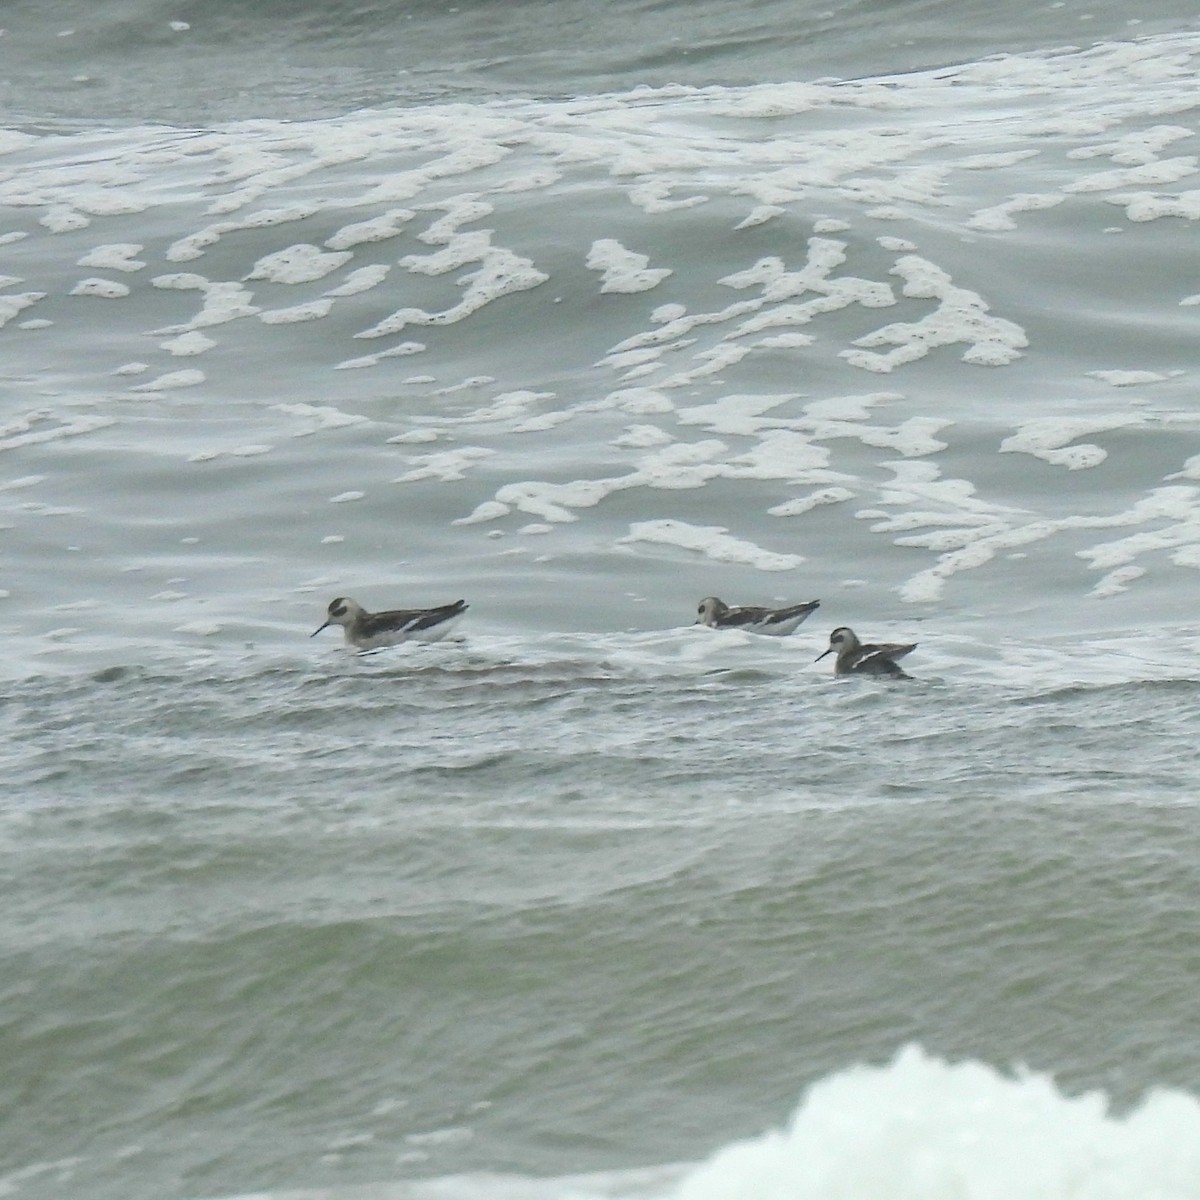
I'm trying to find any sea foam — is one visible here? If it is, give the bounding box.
[668,1046,1200,1200]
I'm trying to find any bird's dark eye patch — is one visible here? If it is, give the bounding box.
[330,601,348,617]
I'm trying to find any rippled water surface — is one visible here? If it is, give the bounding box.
[4,0,1200,1197]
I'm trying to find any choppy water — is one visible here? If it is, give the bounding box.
[4,1,1200,1198]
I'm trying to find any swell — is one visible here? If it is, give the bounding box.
[3,0,1197,124]
[4,785,1199,1200]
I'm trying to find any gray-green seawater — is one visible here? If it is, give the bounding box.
[6,1,1200,1194]
[5,640,1200,1198]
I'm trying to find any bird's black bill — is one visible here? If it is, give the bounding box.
[814,648,832,662]
[311,621,331,637]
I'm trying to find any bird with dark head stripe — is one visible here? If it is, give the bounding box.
[312,596,468,650]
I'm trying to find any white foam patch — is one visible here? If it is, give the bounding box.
[597,388,676,416]
[1109,189,1200,222]
[625,440,729,489]
[129,369,205,392]
[1072,124,1194,165]
[356,248,548,337]
[168,205,319,259]
[731,305,822,338]
[435,376,497,395]
[152,273,208,290]
[387,430,440,444]
[489,481,598,522]
[1086,369,1172,386]
[968,191,1065,231]
[431,390,558,426]
[724,430,830,480]
[752,332,814,350]
[769,486,856,516]
[415,197,495,247]
[586,239,673,293]
[877,236,917,251]
[1090,564,1146,597]
[40,207,90,233]
[895,481,1200,603]
[843,256,1027,372]
[676,393,798,436]
[734,205,785,228]
[0,412,115,452]
[658,343,753,388]
[69,277,130,298]
[0,292,46,328]
[246,243,353,285]
[151,277,260,332]
[611,425,674,449]
[858,416,951,457]
[512,411,574,433]
[1066,155,1199,194]
[670,1045,1200,1200]
[76,243,146,272]
[334,342,425,370]
[999,416,1143,469]
[626,180,709,213]
[401,228,494,276]
[258,298,335,324]
[324,209,415,250]
[453,500,511,526]
[324,264,391,297]
[1075,489,1200,571]
[619,519,803,570]
[159,331,215,356]
[272,403,368,436]
[394,447,496,483]
[1167,453,1200,481]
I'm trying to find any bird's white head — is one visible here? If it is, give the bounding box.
[311,596,365,637]
[696,596,728,626]
[816,625,858,662]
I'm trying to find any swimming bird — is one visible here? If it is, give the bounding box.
[311,596,468,650]
[815,626,916,678]
[696,595,820,636]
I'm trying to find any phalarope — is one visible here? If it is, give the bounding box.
[311,596,468,650]
[696,595,820,636]
[815,626,916,678]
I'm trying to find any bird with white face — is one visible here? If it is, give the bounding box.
[696,595,820,636]
[311,596,468,650]
[815,626,916,678]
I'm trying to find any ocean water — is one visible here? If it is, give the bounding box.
[4,1,1200,1197]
